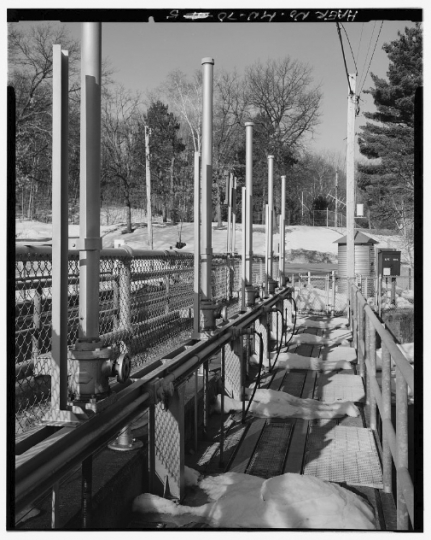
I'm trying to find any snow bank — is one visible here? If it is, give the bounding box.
[214,390,359,420]
[133,470,376,529]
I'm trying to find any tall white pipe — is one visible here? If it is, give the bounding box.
[267,156,274,290]
[245,123,254,289]
[79,22,102,340]
[193,152,201,336]
[241,186,247,311]
[200,58,214,330]
[279,175,286,287]
[231,177,237,254]
[51,45,69,410]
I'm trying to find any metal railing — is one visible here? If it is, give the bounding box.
[15,279,292,525]
[14,245,278,435]
[350,282,414,530]
[289,272,349,315]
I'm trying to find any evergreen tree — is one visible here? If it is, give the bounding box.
[357,23,422,236]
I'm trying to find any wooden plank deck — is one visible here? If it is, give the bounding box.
[130,317,398,530]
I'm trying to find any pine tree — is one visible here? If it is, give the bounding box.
[357,23,422,237]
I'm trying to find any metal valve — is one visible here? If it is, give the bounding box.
[112,352,131,383]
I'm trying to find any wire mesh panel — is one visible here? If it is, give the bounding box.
[224,341,242,401]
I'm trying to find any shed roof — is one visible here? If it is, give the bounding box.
[334,231,379,245]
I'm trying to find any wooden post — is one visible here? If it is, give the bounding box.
[346,74,356,300]
[367,316,377,430]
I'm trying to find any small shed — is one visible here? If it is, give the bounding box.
[334,231,378,297]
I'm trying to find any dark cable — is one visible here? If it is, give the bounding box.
[268,308,284,372]
[243,331,264,423]
[340,23,358,75]
[336,22,353,94]
[284,297,298,348]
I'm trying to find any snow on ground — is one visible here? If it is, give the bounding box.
[15,219,411,267]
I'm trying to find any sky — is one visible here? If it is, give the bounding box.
[10,10,418,161]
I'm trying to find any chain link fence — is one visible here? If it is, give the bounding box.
[14,248,276,436]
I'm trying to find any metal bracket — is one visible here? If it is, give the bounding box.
[68,237,102,250]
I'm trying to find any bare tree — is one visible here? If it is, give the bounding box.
[102,85,145,233]
[245,57,322,152]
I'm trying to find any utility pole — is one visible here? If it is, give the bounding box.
[145,125,153,249]
[335,170,338,227]
[346,74,356,287]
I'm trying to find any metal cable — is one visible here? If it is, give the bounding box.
[243,331,264,423]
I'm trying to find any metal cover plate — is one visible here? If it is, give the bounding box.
[315,374,365,402]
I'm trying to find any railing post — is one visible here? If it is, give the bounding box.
[325,274,330,315]
[331,271,336,316]
[119,258,131,329]
[396,365,410,530]
[358,299,366,377]
[381,342,392,493]
[32,283,43,361]
[366,315,377,430]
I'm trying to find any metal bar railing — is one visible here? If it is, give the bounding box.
[350,283,414,529]
[15,284,289,517]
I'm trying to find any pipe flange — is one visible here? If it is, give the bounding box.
[113,353,131,383]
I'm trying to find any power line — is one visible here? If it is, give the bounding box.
[359,21,384,95]
[335,22,353,94]
[356,23,364,67]
[340,23,358,75]
[358,21,377,90]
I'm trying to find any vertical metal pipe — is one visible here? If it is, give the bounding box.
[51,45,69,409]
[241,186,246,311]
[279,175,286,287]
[51,481,60,529]
[200,57,214,304]
[219,346,225,467]
[79,22,102,340]
[145,126,153,249]
[396,365,409,530]
[264,204,269,297]
[194,371,198,451]
[381,342,392,493]
[245,123,254,289]
[81,455,92,529]
[267,156,274,286]
[231,178,237,254]
[346,74,356,290]
[226,173,232,253]
[193,152,201,336]
[203,361,209,439]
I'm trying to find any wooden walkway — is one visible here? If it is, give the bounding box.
[129,318,397,530]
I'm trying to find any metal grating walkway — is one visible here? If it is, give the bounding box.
[304,424,383,489]
[245,420,294,478]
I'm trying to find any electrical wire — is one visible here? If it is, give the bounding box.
[335,22,353,94]
[340,23,358,75]
[267,308,284,372]
[359,21,384,96]
[356,23,365,68]
[358,21,377,91]
[243,331,264,423]
[284,297,298,348]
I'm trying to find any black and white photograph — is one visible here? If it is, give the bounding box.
[6,2,423,531]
